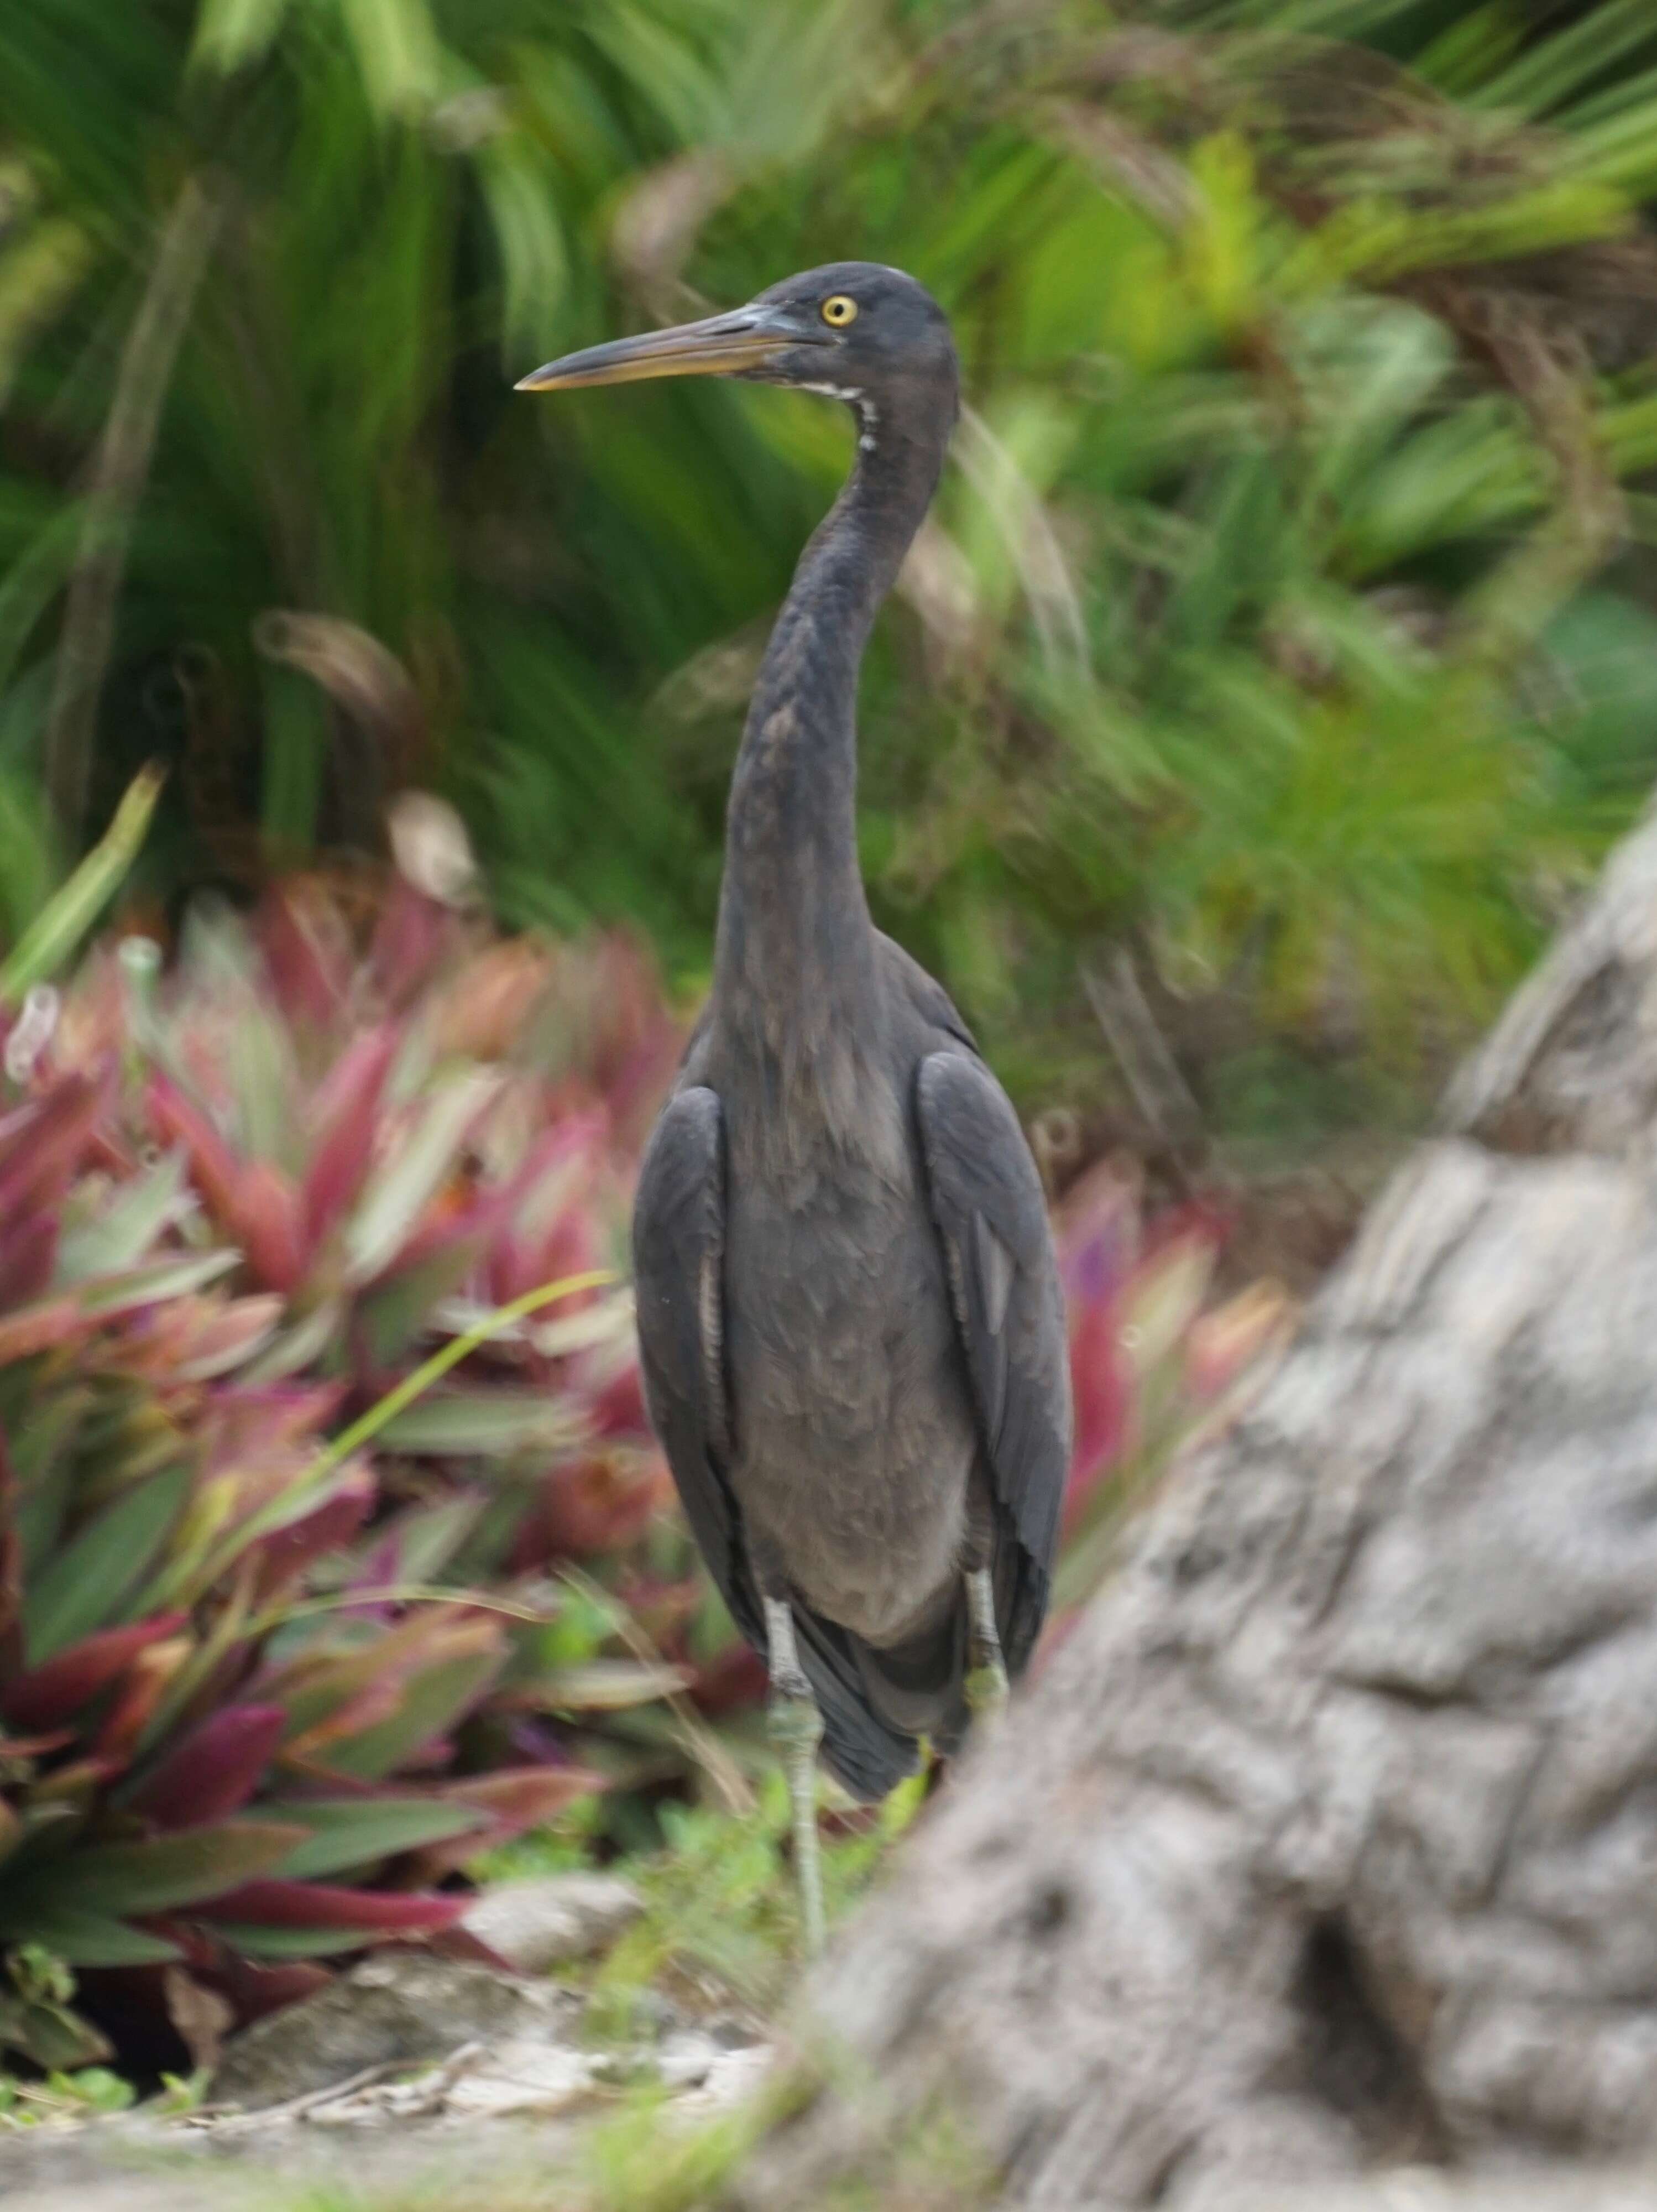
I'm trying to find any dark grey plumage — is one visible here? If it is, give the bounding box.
[520,263,1072,1818]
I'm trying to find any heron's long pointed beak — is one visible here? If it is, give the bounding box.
[515,304,816,392]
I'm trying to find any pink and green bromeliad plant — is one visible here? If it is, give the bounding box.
[0,864,724,2070]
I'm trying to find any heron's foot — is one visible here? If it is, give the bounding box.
[965,1567,1010,1726]
[964,1657,1010,1719]
[764,1598,827,1958]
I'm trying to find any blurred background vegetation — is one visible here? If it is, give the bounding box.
[9,0,1657,1169]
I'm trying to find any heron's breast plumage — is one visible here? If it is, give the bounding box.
[718,1091,976,1649]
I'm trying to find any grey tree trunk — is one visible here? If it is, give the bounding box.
[749,799,1657,2211]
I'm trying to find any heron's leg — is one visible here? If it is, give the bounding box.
[762,1595,826,1955]
[964,1566,1010,1724]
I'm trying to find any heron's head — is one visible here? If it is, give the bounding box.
[515,262,957,425]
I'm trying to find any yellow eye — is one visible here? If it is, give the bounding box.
[820,295,859,327]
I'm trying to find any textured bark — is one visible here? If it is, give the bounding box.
[1444,796,1657,1160]
[751,798,1657,2210]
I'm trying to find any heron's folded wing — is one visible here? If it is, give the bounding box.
[916,1051,1072,1672]
[631,1087,761,1648]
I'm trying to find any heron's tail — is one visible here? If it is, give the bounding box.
[788,1541,1044,1802]
[790,1606,925,1804]
[850,1590,970,1754]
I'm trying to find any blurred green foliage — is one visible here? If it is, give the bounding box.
[7,0,1657,1134]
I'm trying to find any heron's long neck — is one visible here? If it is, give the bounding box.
[711,395,949,1102]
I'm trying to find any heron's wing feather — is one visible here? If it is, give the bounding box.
[633,1086,917,1802]
[915,1051,1072,1673]
[631,1088,756,1639]
[877,931,978,1053]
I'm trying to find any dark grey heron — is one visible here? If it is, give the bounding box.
[518,264,1071,1949]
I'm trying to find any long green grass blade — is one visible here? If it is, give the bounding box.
[0,763,161,1002]
[192,1270,615,1587]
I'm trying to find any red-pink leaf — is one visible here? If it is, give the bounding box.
[137,1914,337,2026]
[128,1705,287,1829]
[431,941,553,1061]
[1143,1193,1235,1261]
[537,1451,667,1557]
[0,1296,88,1366]
[201,1384,346,1473]
[483,1117,603,1305]
[195,1880,471,1933]
[689,1639,769,1717]
[1055,1159,1139,1310]
[600,1026,682,1155]
[0,1214,59,1309]
[2,1615,189,1731]
[170,1295,285,1378]
[281,1681,405,1764]
[0,1071,110,1216]
[228,1160,307,1294]
[375,1191,506,1281]
[249,1475,374,1604]
[301,1025,399,1250]
[0,1097,41,1156]
[368,880,459,1004]
[404,1766,605,1881]
[1064,1300,1133,1527]
[256,883,351,1031]
[93,1633,192,1762]
[586,1361,647,1441]
[148,1072,244,1226]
